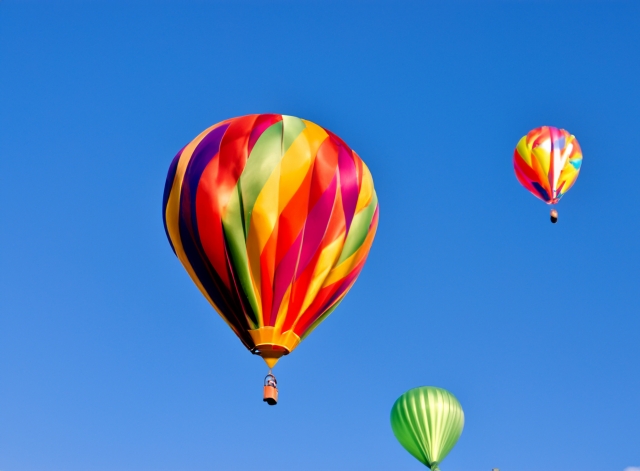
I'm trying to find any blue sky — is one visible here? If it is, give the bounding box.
[1,2,639,470]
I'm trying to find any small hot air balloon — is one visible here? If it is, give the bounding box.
[390,387,464,471]
[513,126,583,223]
[162,114,378,404]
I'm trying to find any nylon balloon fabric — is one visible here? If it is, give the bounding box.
[513,126,582,204]
[163,115,379,367]
[390,387,464,470]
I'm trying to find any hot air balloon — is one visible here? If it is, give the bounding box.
[390,387,464,471]
[513,126,582,223]
[162,114,379,404]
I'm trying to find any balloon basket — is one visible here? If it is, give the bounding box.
[263,373,278,406]
[550,209,558,224]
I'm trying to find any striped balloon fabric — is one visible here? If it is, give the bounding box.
[390,387,464,471]
[163,114,379,367]
[513,126,582,204]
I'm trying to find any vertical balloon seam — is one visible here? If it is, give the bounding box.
[224,177,261,324]
[411,392,432,465]
[394,392,429,465]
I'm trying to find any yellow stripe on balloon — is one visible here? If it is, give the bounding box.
[532,142,551,177]
[301,119,331,155]
[355,162,374,213]
[322,216,377,288]
[298,233,346,315]
[276,122,327,213]
[248,166,282,250]
[529,148,551,193]
[558,165,579,191]
[277,128,315,214]
[274,284,293,332]
[516,137,532,166]
[245,164,283,324]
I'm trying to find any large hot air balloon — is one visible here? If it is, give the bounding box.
[513,126,582,223]
[390,387,464,471]
[162,114,379,404]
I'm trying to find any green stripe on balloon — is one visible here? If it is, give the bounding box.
[222,182,260,326]
[239,121,283,235]
[282,115,307,153]
[338,190,378,265]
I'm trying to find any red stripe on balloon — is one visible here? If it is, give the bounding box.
[297,174,338,276]
[281,247,323,333]
[275,166,313,268]
[270,229,304,325]
[260,219,279,326]
[196,115,258,289]
[308,137,339,212]
[336,142,359,233]
[353,152,364,194]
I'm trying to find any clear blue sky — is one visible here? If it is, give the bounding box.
[1,2,639,470]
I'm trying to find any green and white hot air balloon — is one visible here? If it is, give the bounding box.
[390,387,464,470]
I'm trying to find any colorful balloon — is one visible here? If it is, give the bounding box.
[390,387,464,471]
[513,126,582,222]
[162,114,378,371]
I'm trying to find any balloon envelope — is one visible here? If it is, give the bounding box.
[163,114,379,367]
[390,387,464,470]
[513,126,582,204]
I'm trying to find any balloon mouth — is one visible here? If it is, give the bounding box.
[253,345,289,368]
[249,327,301,368]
